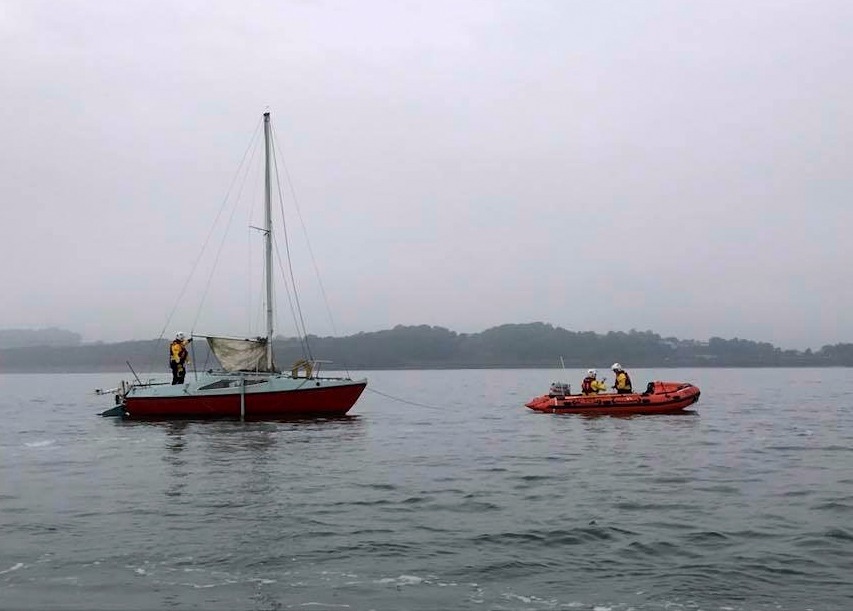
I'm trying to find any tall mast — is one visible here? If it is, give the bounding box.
[263,111,274,370]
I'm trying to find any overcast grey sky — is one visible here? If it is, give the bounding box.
[2,0,851,349]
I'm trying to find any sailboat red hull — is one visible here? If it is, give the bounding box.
[123,381,367,420]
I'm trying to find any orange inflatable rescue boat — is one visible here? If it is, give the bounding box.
[525,381,700,416]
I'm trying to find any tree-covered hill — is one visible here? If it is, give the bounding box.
[0,323,849,373]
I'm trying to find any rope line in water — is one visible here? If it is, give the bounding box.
[365,387,445,411]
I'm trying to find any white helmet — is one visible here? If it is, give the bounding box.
[176,331,186,340]
[587,369,597,377]
[611,362,622,371]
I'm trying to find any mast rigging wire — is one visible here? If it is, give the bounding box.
[270,130,313,361]
[191,129,262,333]
[151,117,264,371]
[271,121,353,376]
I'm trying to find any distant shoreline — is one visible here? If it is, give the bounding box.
[1,323,851,372]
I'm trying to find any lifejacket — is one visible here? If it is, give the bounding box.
[170,340,188,364]
[615,370,632,392]
[581,376,595,395]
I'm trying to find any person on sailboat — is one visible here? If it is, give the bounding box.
[611,363,633,394]
[169,332,192,385]
[581,369,607,395]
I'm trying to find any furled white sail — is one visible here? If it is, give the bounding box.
[206,336,270,372]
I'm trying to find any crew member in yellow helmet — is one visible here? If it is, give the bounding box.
[611,363,633,394]
[169,332,193,385]
[581,369,607,395]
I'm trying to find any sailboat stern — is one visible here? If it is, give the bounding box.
[95,379,133,417]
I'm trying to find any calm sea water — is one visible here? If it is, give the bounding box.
[1,368,851,611]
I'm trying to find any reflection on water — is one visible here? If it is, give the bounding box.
[162,422,189,498]
[149,417,368,500]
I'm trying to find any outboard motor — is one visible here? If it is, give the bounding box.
[549,382,571,397]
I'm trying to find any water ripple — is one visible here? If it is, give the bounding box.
[1,369,852,610]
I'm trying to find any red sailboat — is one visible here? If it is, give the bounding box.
[100,112,366,420]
